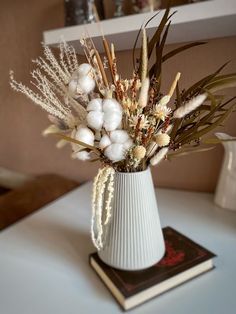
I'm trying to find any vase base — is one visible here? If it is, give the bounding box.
[98,239,166,271]
[98,250,165,271]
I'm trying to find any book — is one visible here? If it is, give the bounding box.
[89,226,216,311]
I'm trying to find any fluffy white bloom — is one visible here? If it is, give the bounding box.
[86,98,122,132]
[103,99,122,131]
[69,76,95,95]
[68,63,95,97]
[150,147,168,166]
[71,126,94,152]
[173,93,207,119]
[77,76,95,94]
[103,99,122,114]
[100,130,133,162]
[99,134,111,149]
[105,144,125,162]
[87,111,104,130]
[75,150,91,161]
[103,111,122,131]
[87,98,103,112]
[110,130,129,143]
[77,63,93,77]
[74,126,94,145]
[155,133,170,147]
[68,80,78,96]
[123,138,133,150]
[153,103,171,121]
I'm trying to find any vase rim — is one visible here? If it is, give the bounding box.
[115,167,150,175]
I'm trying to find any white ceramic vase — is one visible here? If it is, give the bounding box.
[98,167,165,270]
[214,132,236,211]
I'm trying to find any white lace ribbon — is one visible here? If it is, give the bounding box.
[91,166,115,250]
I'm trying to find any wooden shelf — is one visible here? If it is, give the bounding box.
[43,0,236,53]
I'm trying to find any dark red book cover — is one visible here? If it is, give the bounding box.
[90,227,216,298]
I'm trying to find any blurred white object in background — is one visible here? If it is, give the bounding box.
[214,132,236,211]
[0,167,33,189]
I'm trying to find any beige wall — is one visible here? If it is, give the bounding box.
[0,0,236,192]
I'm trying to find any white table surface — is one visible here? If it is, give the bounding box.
[0,182,236,314]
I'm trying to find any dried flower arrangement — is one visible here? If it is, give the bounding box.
[10,7,236,249]
[10,8,236,173]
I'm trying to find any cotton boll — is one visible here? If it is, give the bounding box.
[87,111,104,130]
[104,143,125,162]
[71,128,81,152]
[99,134,112,149]
[103,99,122,114]
[74,127,95,147]
[103,111,122,131]
[123,138,133,150]
[68,79,78,96]
[87,98,103,112]
[77,63,93,77]
[78,76,95,94]
[75,150,91,161]
[110,130,129,144]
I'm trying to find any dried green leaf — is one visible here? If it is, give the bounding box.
[148,7,174,59]
[168,146,215,159]
[205,89,217,110]
[181,62,230,100]
[54,133,99,153]
[181,116,196,126]
[176,97,236,143]
[162,42,206,63]
[149,20,172,80]
[202,138,236,144]
[176,96,236,144]
[153,20,171,91]
[205,76,236,92]
[180,103,236,145]
[89,158,100,162]
[132,11,160,71]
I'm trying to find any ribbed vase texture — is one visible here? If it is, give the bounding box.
[98,168,165,270]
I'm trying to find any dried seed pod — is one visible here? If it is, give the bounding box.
[133,145,146,160]
[155,133,170,147]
